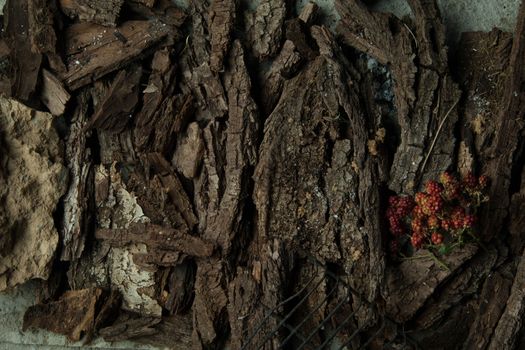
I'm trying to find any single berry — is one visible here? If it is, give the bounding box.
[463,214,476,228]
[421,194,443,215]
[411,217,425,234]
[415,192,427,205]
[428,215,440,229]
[451,206,466,229]
[412,205,425,219]
[462,172,478,190]
[441,219,451,231]
[425,180,443,196]
[478,175,490,189]
[388,196,400,206]
[411,233,425,249]
[431,232,444,245]
[440,172,454,185]
[390,240,399,255]
[397,196,415,217]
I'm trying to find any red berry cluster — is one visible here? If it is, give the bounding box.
[386,196,414,237]
[386,172,489,256]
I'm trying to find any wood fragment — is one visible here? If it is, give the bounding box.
[5,0,42,101]
[172,122,205,179]
[86,67,142,133]
[385,244,478,322]
[336,0,460,193]
[260,39,302,115]
[62,20,172,90]
[28,0,57,54]
[59,0,124,26]
[298,1,319,26]
[487,249,525,350]
[41,69,70,116]
[128,0,156,7]
[99,312,161,341]
[23,288,119,342]
[125,0,187,27]
[209,0,236,72]
[95,223,214,258]
[61,91,93,261]
[147,153,199,230]
[246,0,287,59]
[478,0,525,241]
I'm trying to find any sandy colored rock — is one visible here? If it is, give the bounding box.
[0,96,68,291]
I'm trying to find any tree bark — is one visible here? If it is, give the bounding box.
[2,0,525,349]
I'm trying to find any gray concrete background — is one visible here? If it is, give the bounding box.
[0,0,521,349]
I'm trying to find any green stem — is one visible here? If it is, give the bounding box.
[400,252,451,271]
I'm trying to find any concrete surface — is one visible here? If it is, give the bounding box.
[0,0,521,349]
[0,281,158,350]
[372,0,521,43]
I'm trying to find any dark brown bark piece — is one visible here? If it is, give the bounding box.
[246,0,286,59]
[254,25,384,300]
[157,264,195,314]
[0,41,11,96]
[191,40,259,349]
[455,28,513,237]
[285,18,317,60]
[509,166,525,255]
[414,247,498,329]
[59,0,124,26]
[385,244,478,323]
[240,241,289,349]
[125,170,188,230]
[192,260,228,348]
[133,48,177,153]
[179,1,228,122]
[201,40,259,251]
[128,0,156,7]
[99,312,161,341]
[4,0,42,102]
[86,66,142,133]
[125,0,187,27]
[487,251,525,350]
[133,315,193,348]
[227,268,259,350]
[61,20,172,90]
[260,39,302,115]
[28,0,57,55]
[23,288,116,342]
[209,0,236,72]
[147,153,199,230]
[463,266,514,350]
[477,0,525,242]
[88,76,137,165]
[41,69,71,116]
[95,222,214,258]
[336,0,460,194]
[298,1,319,26]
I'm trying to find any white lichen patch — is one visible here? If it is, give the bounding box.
[108,245,162,316]
[95,164,160,316]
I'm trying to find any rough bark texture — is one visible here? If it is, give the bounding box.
[1,0,525,349]
[59,0,124,26]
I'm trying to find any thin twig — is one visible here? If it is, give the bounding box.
[404,22,419,49]
[420,98,460,178]
[428,252,450,271]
